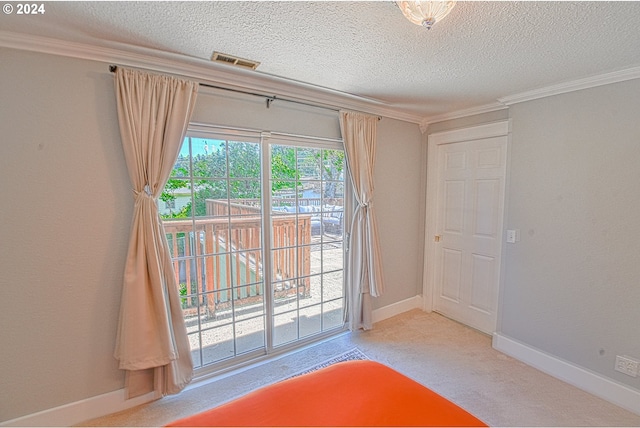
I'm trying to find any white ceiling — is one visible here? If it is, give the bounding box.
[3,1,640,122]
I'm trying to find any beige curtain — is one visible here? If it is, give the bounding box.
[339,110,385,330]
[113,67,198,398]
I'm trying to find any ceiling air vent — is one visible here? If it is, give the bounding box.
[211,52,260,70]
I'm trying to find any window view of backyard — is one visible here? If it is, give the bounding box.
[161,131,346,370]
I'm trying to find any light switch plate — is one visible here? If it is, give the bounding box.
[506,229,519,243]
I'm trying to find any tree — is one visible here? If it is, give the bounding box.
[160,140,301,219]
[319,149,344,199]
[271,145,299,193]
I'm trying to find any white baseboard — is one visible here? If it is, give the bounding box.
[0,389,155,427]
[373,295,423,324]
[493,333,640,416]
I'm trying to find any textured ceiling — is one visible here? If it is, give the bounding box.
[3,1,640,121]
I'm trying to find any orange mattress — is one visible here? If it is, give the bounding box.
[168,360,486,427]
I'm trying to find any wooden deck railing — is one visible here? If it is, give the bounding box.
[227,197,343,208]
[163,199,312,316]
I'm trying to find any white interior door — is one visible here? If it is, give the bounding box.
[425,122,508,334]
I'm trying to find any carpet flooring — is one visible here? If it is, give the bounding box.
[79,310,640,427]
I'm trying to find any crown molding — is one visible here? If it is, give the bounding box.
[0,30,424,125]
[419,65,640,132]
[498,66,640,106]
[419,102,507,133]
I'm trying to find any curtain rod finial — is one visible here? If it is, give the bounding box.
[109,65,117,73]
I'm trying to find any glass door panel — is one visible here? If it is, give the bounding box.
[269,143,346,349]
[162,134,266,369]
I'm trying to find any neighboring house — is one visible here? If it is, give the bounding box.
[160,191,192,217]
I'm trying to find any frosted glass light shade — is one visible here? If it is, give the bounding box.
[396,1,456,30]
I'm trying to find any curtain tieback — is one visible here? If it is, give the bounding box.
[349,202,370,238]
[352,202,370,222]
[134,185,154,199]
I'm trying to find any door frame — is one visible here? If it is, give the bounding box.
[422,120,510,333]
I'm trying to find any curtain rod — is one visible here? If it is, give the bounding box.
[109,65,381,119]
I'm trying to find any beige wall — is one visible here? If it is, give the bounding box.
[428,80,640,393]
[0,47,424,421]
[426,109,509,134]
[192,86,342,139]
[0,49,130,421]
[502,80,640,391]
[373,117,425,307]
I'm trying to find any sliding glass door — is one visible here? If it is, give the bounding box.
[160,127,347,372]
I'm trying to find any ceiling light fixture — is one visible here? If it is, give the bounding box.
[396,1,456,30]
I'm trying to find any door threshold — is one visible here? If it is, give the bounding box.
[185,329,350,393]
